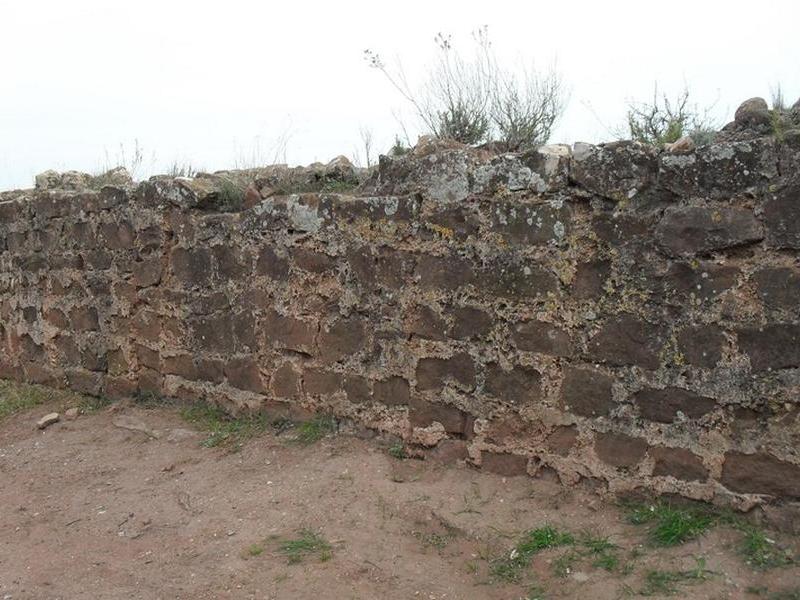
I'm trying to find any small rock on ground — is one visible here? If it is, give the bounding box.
[36,413,60,430]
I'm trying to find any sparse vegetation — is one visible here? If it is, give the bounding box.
[0,380,51,421]
[740,526,794,569]
[180,404,269,451]
[625,85,717,147]
[293,414,337,446]
[489,526,575,582]
[388,442,407,459]
[624,500,716,546]
[275,529,333,564]
[215,178,246,212]
[640,557,713,596]
[366,26,566,150]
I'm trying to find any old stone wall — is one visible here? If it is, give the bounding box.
[2,132,799,508]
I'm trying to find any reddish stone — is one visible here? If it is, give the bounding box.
[416,353,475,391]
[405,305,447,340]
[484,363,542,404]
[343,375,371,403]
[408,398,469,434]
[738,324,800,372]
[225,356,265,393]
[545,425,579,456]
[633,387,716,423]
[69,305,99,331]
[650,446,708,481]
[450,306,492,340]
[43,308,68,328]
[587,314,664,369]
[676,325,725,368]
[318,316,366,363]
[291,248,335,273]
[135,343,160,371]
[255,246,289,279]
[271,362,301,399]
[721,451,800,497]
[264,310,316,355]
[303,368,343,396]
[132,258,163,288]
[594,432,647,468]
[100,221,134,250]
[427,439,468,463]
[170,246,212,287]
[560,366,615,418]
[373,376,410,406]
[573,260,611,300]
[162,354,197,379]
[481,452,529,477]
[512,320,572,356]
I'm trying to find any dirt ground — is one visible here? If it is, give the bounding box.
[1,390,799,600]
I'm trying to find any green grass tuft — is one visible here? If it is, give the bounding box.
[640,557,712,596]
[740,527,794,569]
[293,415,337,446]
[388,442,407,459]
[625,501,716,546]
[180,404,269,451]
[490,526,575,582]
[276,529,333,564]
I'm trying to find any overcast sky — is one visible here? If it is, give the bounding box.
[1,0,798,190]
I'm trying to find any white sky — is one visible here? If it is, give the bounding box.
[1,0,798,190]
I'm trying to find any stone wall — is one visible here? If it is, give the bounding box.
[2,130,799,509]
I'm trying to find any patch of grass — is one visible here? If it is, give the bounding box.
[640,558,711,596]
[625,501,716,546]
[180,404,269,451]
[0,380,51,421]
[293,415,337,446]
[388,442,407,459]
[740,527,794,569]
[216,179,245,211]
[275,529,333,564]
[133,390,176,409]
[770,590,800,600]
[553,549,580,578]
[415,531,451,550]
[0,379,94,420]
[489,526,575,582]
[245,543,265,557]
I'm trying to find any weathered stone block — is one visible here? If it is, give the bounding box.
[594,432,647,468]
[587,314,664,370]
[193,315,235,354]
[572,140,658,201]
[405,305,447,340]
[738,324,800,372]
[655,206,763,257]
[264,310,316,355]
[225,356,265,393]
[409,398,469,434]
[291,248,335,273]
[132,258,163,288]
[450,306,492,340]
[489,202,570,245]
[651,446,708,481]
[69,305,99,331]
[764,180,800,249]
[545,425,578,456]
[255,246,290,279]
[303,368,343,396]
[373,376,410,406]
[170,246,212,287]
[752,267,800,311]
[484,363,542,404]
[416,353,475,391]
[560,366,615,417]
[271,362,301,399]
[721,452,800,497]
[317,316,365,363]
[512,320,572,356]
[633,387,716,423]
[343,375,371,404]
[415,253,474,289]
[481,452,529,477]
[213,245,250,280]
[481,257,558,300]
[572,260,611,300]
[100,221,134,250]
[676,325,725,368]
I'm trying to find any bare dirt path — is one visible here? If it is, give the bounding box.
[1,387,798,599]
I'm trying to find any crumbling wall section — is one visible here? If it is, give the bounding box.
[2,132,800,508]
